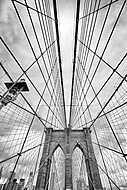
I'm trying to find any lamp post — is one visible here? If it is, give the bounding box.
[0,79,29,110]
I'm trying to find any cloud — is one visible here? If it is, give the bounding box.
[0,0,127,188]
[0,0,19,44]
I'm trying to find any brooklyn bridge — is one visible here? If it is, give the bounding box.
[0,0,127,189]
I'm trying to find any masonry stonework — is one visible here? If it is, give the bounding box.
[35,128,103,190]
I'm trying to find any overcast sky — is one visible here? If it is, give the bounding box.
[0,0,127,189]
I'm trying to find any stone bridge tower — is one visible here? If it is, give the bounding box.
[35,128,103,190]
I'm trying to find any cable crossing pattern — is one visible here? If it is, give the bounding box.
[0,0,127,189]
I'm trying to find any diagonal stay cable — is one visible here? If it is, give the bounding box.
[80,0,119,20]
[77,0,90,70]
[40,0,57,70]
[81,0,99,70]
[83,133,121,189]
[77,80,127,128]
[0,143,41,164]
[23,0,65,127]
[43,64,65,129]
[33,0,65,125]
[81,65,127,162]
[34,0,66,127]
[69,0,88,123]
[34,74,64,177]
[0,61,49,129]
[80,0,102,82]
[84,96,113,189]
[97,163,120,189]
[10,101,58,128]
[74,0,127,124]
[38,0,66,125]
[0,62,52,179]
[76,63,127,130]
[6,57,62,182]
[33,58,63,129]
[72,0,102,124]
[44,0,66,124]
[0,61,55,131]
[78,99,127,128]
[88,72,127,133]
[71,0,95,123]
[92,142,126,156]
[0,37,64,128]
[13,0,65,126]
[20,93,58,180]
[74,0,92,106]
[35,0,58,89]
[79,41,127,82]
[73,50,127,127]
[0,54,63,156]
[13,0,55,21]
[79,0,93,69]
[72,0,114,124]
[102,150,126,183]
[0,40,55,102]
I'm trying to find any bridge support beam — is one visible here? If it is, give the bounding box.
[35,128,103,190]
[65,154,72,190]
[84,128,103,190]
[35,128,53,190]
[65,128,73,190]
